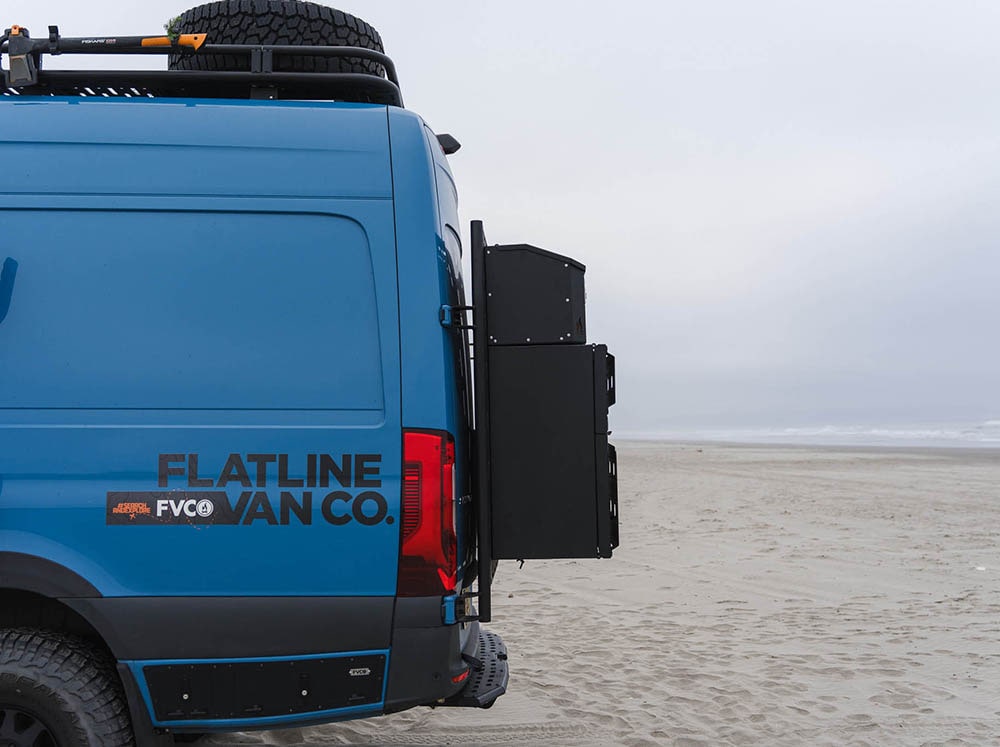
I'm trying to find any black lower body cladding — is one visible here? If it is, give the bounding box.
[66,597,394,660]
[169,1,385,75]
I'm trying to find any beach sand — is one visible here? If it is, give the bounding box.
[206,442,1000,746]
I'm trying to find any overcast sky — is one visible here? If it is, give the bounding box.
[7,1,1000,432]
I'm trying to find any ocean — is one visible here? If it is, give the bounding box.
[621,420,1000,448]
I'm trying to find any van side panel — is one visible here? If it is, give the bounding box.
[0,102,403,606]
[0,85,513,730]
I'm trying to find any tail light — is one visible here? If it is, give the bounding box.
[398,429,457,596]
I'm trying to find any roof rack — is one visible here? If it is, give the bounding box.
[0,25,402,106]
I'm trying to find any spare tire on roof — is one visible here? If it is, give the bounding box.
[168,1,385,76]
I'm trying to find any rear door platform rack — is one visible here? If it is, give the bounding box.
[0,24,402,105]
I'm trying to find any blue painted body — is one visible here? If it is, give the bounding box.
[0,97,472,726]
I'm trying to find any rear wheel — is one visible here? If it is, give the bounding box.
[168,1,385,75]
[0,705,55,747]
[0,630,133,747]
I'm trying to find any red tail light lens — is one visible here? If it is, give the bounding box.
[398,430,457,596]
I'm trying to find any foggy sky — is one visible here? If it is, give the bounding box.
[6,1,999,432]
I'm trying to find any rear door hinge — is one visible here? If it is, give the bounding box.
[439,305,475,329]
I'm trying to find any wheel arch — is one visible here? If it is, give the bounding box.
[0,551,103,599]
[0,552,116,656]
[0,583,164,744]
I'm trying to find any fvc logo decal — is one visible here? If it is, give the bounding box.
[106,453,390,527]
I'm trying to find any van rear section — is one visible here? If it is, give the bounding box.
[0,16,617,746]
[0,98,481,734]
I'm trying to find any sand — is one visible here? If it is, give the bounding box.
[206,442,1000,746]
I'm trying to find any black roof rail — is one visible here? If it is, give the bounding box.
[0,25,402,106]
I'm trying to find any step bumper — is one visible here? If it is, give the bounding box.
[442,628,508,708]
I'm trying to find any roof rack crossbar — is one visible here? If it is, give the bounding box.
[0,24,402,105]
[3,70,403,106]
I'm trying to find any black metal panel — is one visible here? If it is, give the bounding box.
[471,223,618,596]
[144,654,385,722]
[67,596,393,660]
[489,345,614,559]
[117,664,175,747]
[485,244,586,346]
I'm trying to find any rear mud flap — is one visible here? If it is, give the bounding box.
[440,628,508,709]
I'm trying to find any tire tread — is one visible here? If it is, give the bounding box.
[169,1,384,75]
[0,628,134,747]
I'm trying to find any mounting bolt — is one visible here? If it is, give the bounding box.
[301,689,309,697]
[182,694,189,701]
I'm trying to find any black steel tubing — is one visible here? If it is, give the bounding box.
[21,69,402,106]
[199,44,400,86]
[470,220,493,623]
[2,37,400,91]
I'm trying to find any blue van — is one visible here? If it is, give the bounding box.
[0,4,618,746]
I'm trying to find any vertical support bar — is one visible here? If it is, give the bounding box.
[608,444,620,552]
[471,220,493,622]
[593,345,612,558]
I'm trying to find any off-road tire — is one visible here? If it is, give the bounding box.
[169,1,385,76]
[0,629,134,747]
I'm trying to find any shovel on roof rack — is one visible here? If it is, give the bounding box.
[1,25,207,87]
